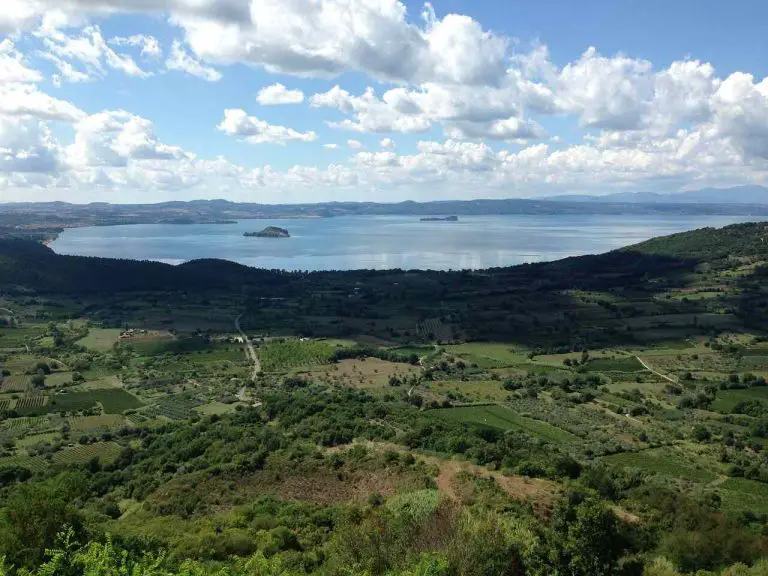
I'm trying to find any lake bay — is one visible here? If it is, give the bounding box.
[51,214,758,271]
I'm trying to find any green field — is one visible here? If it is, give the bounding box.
[52,442,122,465]
[432,404,577,443]
[125,336,213,356]
[69,414,127,431]
[44,372,74,387]
[0,375,29,393]
[76,328,122,351]
[0,454,48,472]
[718,477,768,513]
[157,396,201,420]
[258,339,335,372]
[16,432,56,448]
[445,343,527,368]
[41,389,143,415]
[581,357,643,372]
[193,401,239,416]
[0,327,45,348]
[711,387,768,413]
[603,449,717,482]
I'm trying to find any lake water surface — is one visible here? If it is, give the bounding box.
[51,215,757,271]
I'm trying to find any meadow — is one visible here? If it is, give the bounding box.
[257,339,336,372]
[431,404,577,443]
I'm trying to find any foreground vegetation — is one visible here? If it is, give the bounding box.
[2,222,768,574]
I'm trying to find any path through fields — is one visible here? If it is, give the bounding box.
[235,315,261,381]
[636,356,677,383]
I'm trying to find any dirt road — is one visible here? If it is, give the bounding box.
[235,315,261,381]
[636,355,676,383]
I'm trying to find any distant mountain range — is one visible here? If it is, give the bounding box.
[3,185,768,242]
[542,185,768,205]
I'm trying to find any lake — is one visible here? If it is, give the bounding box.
[51,214,758,271]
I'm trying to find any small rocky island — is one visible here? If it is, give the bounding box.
[420,215,458,222]
[244,226,290,238]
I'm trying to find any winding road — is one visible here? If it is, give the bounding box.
[235,315,261,381]
[636,355,677,383]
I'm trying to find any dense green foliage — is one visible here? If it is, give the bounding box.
[3,222,768,575]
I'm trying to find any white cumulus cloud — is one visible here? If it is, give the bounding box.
[256,83,305,105]
[166,40,221,81]
[217,109,317,144]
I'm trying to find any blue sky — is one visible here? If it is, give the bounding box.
[0,0,767,203]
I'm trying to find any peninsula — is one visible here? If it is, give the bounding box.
[244,226,290,238]
[420,215,458,222]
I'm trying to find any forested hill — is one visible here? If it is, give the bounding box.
[625,222,768,260]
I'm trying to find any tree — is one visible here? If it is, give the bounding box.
[0,473,85,569]
[550,495,625,576]
[581,349,590,364]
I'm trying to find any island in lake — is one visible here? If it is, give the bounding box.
[244,226,290,238]
[420,215,458,222]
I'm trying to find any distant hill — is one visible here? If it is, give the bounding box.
[4,193,768,241]
[543,185,768,205]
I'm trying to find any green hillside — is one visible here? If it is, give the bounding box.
[2,223,768,576]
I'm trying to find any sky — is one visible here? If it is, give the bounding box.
[0,0,767,204]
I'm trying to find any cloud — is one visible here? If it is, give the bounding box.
[711,72,768,160]
[36,24,151,83]
[310,82,544,142]
[0,39,42,83]
[556,47,654,130]
[2,0,768,202]
[256,83,305,105]
[109,34,162,58]
[323,143,338,149]
[166,40,221,81]
[217,109,317,144]
[311,85,431,133]
[2,0,510,88]
[0,115,61,173]
[0,82,85,122]
[67,110,190,168]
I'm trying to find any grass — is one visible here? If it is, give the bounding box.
[603,449,717,482]
[15,395,47,414]
[125,336,212,356]
[711,387,768,413]
[76,328,122,352]
[45,372,74,387]
[310,358,420,390]
[719,478,768,513]
[429,380,508,402]
[38,389,143,415]
[193,401,239,416]
[0,417,42,431]
[432,404,577,443]
[581,357,643,372]
[157,396,201,420]
[0,454,48,472]
[388,346,434,357]
[258,339,335,372]
[445,343,527,368]
[16,432,56,448]
[0,327,45,348]
[69,414,127,431]
[52,442,122,465]
[0,375,29,393]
